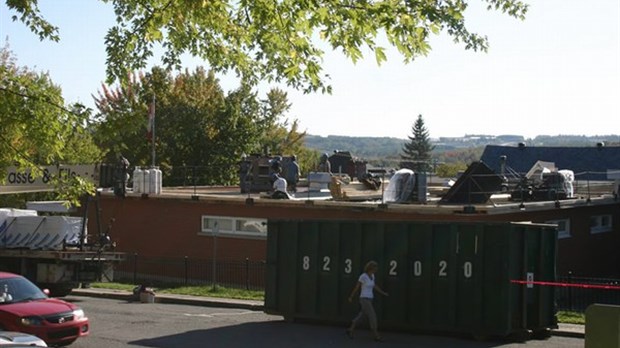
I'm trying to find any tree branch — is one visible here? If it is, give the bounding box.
[0,87,83,117]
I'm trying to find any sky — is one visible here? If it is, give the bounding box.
[1,1,619,140]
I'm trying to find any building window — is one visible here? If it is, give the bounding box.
[547,219,570,239]
[201,217,233,233]
[590,215,613,234]
[200,216,267,239]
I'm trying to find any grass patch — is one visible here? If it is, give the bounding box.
[159,285,264,301]
[90,282,135,291]
[90,282,264,301]
[556,311,585,325]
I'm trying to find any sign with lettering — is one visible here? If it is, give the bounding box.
[1,165,99,194]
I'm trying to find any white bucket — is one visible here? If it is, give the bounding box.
[139,292,155,303]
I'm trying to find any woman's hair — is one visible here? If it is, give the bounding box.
[364,260,378,272]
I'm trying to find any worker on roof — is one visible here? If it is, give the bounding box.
[285,155,300,193]
[317,153,331,174]
[271,172,289,199]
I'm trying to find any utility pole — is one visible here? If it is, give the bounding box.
[151,95,156,167]
[212,222,218,291]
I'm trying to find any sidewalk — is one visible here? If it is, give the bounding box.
[70,287,264,311]
[70,288,584,338]
[554,323,585,338]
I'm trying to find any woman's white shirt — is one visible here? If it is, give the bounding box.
[358,273,375,299]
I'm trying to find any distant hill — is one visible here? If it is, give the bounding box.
[529,135,620,146]
[304,135,405,159]
[304,134,620,166]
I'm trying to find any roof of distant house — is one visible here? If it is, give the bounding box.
[480,145,620,181]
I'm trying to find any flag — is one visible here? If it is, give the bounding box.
[147,98,155,141]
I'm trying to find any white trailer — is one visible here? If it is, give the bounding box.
[0,203,125,297]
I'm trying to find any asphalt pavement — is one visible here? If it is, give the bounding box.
[71,287,584,339]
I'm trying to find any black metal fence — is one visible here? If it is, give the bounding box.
[556,275,620,312]
[162,165,238,187]
[109,255,620,311]
[112,254,266,291]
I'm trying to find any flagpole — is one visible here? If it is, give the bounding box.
[151,95,156,168]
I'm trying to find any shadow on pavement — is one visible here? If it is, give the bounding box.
[128,320,542,348]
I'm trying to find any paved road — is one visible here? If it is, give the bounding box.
[67,296,584,348]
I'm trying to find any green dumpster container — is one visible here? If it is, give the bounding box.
[264,220,557,338]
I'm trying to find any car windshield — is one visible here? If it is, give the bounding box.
[0,276,47,304]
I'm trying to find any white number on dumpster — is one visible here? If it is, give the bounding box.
[344,259,352,274]
[413,261,422,276]
[302,256,310,271]
[438,260,448,277]
[463,261,473,278]
[322,256,331,271]
[389,260,398,276]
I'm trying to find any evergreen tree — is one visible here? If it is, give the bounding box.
[401,115,435,172]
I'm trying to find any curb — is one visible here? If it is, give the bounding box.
[70,289,132,301]
[551,324,585,339]
[155,294,264,311]
[70,289,264,311]
[550,330,585,339]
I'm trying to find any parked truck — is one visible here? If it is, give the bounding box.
[0,201,125,297]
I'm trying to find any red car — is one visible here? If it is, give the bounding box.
[0,272,88,346]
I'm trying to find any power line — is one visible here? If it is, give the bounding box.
[0,86,86,117]
[0,132,41,170]
[0,86,85,171]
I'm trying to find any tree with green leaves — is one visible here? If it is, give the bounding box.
[259,89,307,155]
[7,0,528,92]
[5,0,529,192]
[257,88,318,176]
[94,67,249,185]
[436,162,468,178]
[0,44,101,206]
[93,67,307,186]
[401,114,435,172]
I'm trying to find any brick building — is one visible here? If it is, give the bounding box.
[87,185,620,280]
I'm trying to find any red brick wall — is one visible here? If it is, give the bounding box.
[486,204,620,277]
[85,194,620,278]
[87,196,267,261]
[550,205,619,278]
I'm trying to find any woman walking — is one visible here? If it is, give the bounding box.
[347,260,389,341]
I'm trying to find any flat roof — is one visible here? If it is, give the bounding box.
[99,180,619,216]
